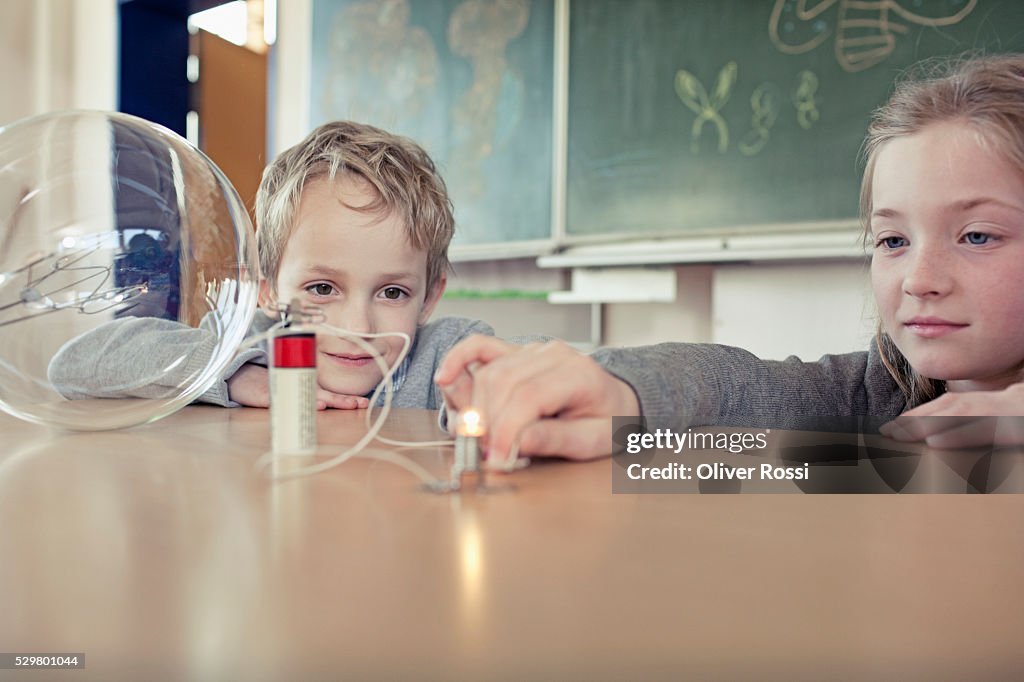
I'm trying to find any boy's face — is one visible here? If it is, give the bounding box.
[870,121,1024,392]
[264,176,445,398]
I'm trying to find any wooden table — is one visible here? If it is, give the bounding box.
[1,406,1022,681]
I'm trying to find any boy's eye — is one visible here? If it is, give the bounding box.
[876,235,907,249]
[381,286,407,300]
[307,283,336,297]
[963,231,991,245]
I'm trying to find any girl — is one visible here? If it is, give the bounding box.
[435,54,1024,462]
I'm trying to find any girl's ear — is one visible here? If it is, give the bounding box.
[418,272,447,325]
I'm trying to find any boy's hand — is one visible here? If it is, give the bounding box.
[227,364,272,407]
[435,335,641,463]
[316,390,370,410]
[227,364,369,410]
[880,383,1024,449]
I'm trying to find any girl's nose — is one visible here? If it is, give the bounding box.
[902,245,953,299]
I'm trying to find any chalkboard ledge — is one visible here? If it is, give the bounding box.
[548,267,677,304]
[537,226,866,268]
[450,239,557,263]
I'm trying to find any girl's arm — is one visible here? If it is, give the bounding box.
[881,384,1024,448]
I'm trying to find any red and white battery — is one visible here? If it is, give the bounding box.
[270,332,317,455]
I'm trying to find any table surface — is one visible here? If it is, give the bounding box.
[1,406,1023,681]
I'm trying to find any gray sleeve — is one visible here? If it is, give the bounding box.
[591,341,906,431]
[420,317,496,412]
[407,317,496,430]
[47,315,266,407]
[506,333,554,344]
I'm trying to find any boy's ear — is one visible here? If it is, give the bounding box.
[257,279,279,318]
[418,272,447,325]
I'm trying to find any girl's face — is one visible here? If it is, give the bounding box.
[870,121,1024,392]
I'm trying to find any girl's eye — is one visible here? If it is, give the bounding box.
[876,235,907,249]
[381,286,407,300]
[963,231,991,245]
[307,283,335,297]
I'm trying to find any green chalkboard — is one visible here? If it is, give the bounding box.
[567,0,1024,239]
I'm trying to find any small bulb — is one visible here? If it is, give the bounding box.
[455,408,485,438]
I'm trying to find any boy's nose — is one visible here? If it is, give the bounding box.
[329,301,373,335]
[902,245,953,299]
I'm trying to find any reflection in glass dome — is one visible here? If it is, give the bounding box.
[0,110,258,430]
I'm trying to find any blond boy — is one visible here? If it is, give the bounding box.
[50,121,493,410]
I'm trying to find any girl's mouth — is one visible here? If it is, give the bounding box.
[903,317,968,338]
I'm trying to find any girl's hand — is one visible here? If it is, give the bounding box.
[880,383,1024,448]
[227,364,369,410]
[435,335,641,463]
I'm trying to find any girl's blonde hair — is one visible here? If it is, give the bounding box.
[255,121,454,292]
[860,53,1024,405]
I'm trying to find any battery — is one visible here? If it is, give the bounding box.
[270,332,317,455]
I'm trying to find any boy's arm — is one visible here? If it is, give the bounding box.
[48,316,266,407]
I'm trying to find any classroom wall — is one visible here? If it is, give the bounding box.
[0,0,117,126]
[0,0,119,392]
[438,258,873,359]
[711,260,874,359]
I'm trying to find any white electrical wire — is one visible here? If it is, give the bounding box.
[252,321,414,480]
[243,311,523,483]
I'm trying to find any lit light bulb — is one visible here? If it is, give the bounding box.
[456,407,485,438]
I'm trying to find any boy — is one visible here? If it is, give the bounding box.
[49,121,492,410]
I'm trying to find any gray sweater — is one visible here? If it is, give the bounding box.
[592,340,909,431]
[48,311,494,410]
[50,311,909,430]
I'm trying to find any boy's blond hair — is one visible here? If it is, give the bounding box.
[859,53,1024,405]
[255,120,454,293]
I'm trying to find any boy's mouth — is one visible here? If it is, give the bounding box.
[321,351,376,368]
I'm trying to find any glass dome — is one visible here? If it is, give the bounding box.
[0,110,258,430]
